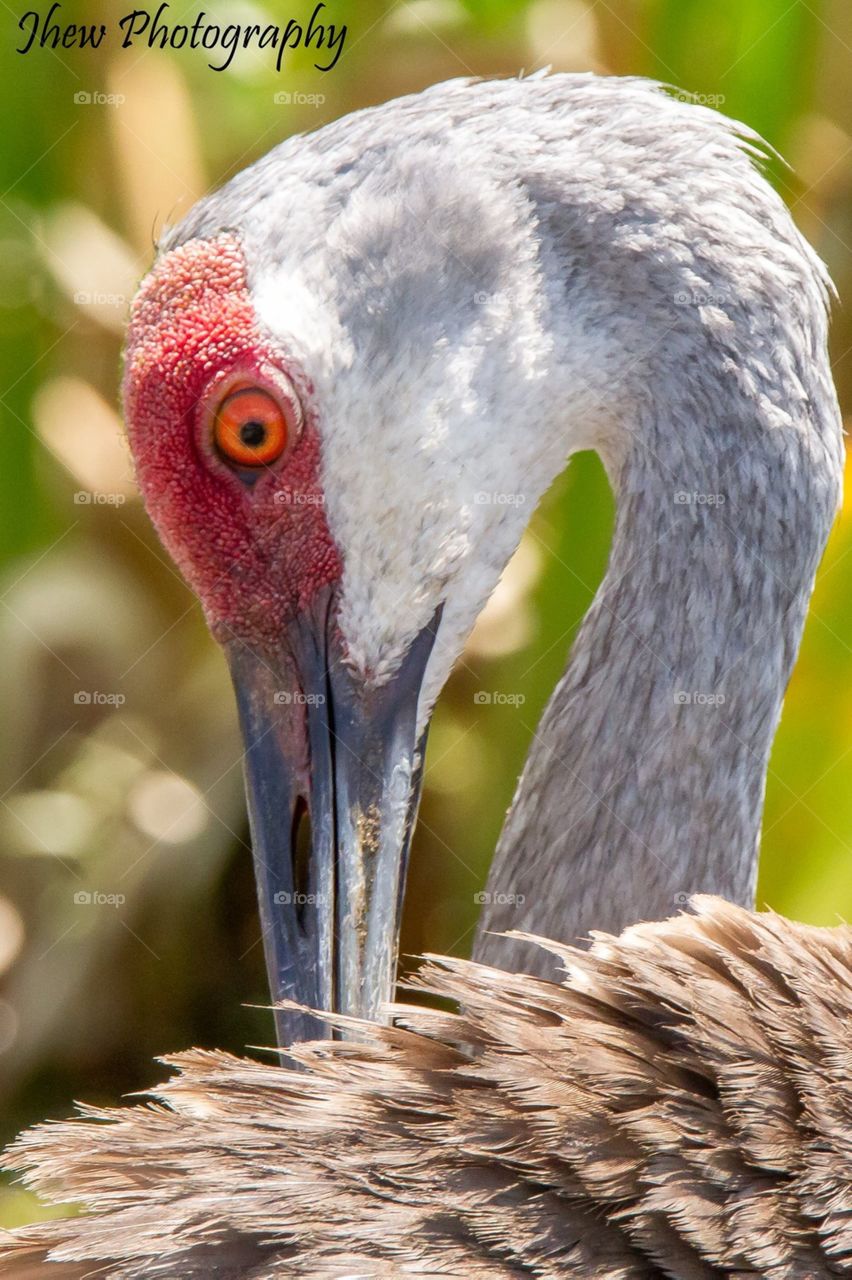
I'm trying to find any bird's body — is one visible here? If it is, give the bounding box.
[1,73,848,1277]
[2,898,852,1278]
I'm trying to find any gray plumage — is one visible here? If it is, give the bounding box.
[172,71,842,961]
[1,898,851,1277]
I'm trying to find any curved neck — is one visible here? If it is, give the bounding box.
[475,374,840,972]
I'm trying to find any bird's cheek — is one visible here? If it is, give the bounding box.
[190,511,329,658]
[260,503,341,621]
[246,465,342,621]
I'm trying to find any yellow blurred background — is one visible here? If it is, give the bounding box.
[2,0,852,1226]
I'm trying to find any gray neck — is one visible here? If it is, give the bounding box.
[475,374,841,974]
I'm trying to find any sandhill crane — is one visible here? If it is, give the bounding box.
[0,73,848,1276]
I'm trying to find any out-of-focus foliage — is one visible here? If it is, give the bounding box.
[1,0,851,1227]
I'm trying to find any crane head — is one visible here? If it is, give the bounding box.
[125,230,448,1044]
[122,97,563,1042]
[125,73,823,1045]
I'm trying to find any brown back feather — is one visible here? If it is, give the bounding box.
[1,898,851,1278]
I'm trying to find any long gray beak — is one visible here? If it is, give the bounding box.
[227,590,437,1046]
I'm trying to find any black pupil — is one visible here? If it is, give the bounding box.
[239,420,267,449]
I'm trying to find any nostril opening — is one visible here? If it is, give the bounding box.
[291,796,312,927]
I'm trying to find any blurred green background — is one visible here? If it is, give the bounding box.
[2,0,852,1228]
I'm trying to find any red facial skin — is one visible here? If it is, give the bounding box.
[123,234,341,660]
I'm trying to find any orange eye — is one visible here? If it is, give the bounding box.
[213,386,288,468]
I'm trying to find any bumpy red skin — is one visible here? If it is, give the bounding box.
[123,234,341,660]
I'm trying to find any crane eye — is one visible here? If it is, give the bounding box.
[213,386,288,468]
